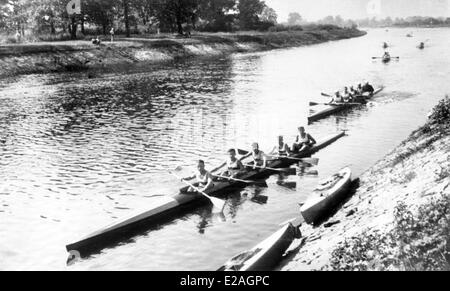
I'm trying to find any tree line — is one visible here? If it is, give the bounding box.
[0,0,278,39]
[355,16,450,28]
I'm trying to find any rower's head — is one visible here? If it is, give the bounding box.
[252,142,259,151]
[228,148,236,158]
[197,160,206,171]
[298,127,305,134]
[335,91,341,97]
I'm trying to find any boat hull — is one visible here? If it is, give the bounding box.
[66,132,346,254]
[218,219,302,271]
[300,168,352,225]
[308,88,383,124]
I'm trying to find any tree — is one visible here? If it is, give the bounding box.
[237,0,266,30]
[197,0,235,31]
[259,6,276,24]
[132,0,159,26]
[287,12,302,26]
[84,0,118,35]
[157,0,198,34]
[123,0,130,37]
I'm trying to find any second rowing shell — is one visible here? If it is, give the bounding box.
[308,88,384,124]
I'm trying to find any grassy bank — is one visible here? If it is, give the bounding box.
[280,97,450,271]
[0,27,365,77]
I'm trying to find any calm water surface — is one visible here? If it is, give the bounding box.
[0,28,449,270]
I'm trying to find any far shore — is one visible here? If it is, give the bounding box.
[0,28,365,77]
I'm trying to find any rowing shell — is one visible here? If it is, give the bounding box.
[66,132,346,254]
[308,88,383,124]
[217,219,302,271]
[300,167,352,225]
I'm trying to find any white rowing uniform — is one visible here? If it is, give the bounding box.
[276,143,289,156]
[252,150,265,166]
[226,157,242,176]
[297,134,310,144]
[196,170,213,187]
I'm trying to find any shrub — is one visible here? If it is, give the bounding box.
[329,194,450,271]
[268,24,303,32]
[428,96,450,127]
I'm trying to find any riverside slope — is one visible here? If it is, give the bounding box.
[279,98,450,271]
[0,28,365,77]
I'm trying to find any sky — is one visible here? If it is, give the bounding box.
[265,0,450,22]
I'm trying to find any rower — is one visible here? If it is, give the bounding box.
[183,160,214,192]
[383,51,391,60]
[270,136,290,157]
[361,81,375,94]
[342,87,352,103]
[356,83,363,94]
[211,148,245,178]
[292,127,317,153]
[249,143,267,170]
[332,91,344,103]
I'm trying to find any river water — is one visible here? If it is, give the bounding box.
[0,28,449,270]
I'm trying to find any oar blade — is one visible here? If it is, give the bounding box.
[276,181,297,189]
[211,197,226,213]
[309,102,320,106]
[282,168,298,176]
[299,158,319,166]
[252,180,268,188]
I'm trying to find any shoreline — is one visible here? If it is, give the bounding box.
[279,97,450,271]
[0,28,365,77]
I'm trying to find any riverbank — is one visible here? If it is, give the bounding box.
[280,97,450,271]
[0,27,365,77]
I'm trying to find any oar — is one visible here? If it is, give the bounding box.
[372,56,400,59]
[169,171,225,212]
[270,156,319,166]
[276,181,297,189]
[244,164,297,175]
[213,174,268,188]
[310,101,363,106]
[321,93,332,97]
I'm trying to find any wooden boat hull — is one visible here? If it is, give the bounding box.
[308,88,383,124]
[300,168,352,225]
[66,132,346,254]
[217,219,302,271]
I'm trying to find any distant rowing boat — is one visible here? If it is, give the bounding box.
[308,88,383,124]
[66,132,346,255]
